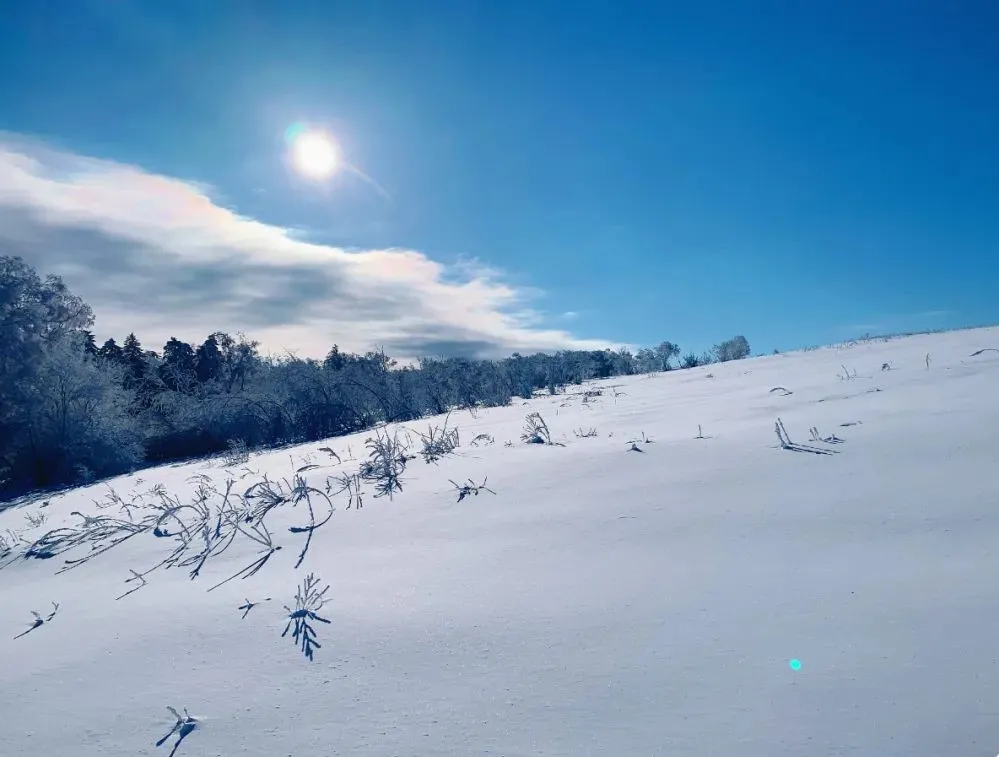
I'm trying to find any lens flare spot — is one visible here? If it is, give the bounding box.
[284,122,307,146]
[789,659,802,671]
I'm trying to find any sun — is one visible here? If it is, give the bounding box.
[291,131,339,179]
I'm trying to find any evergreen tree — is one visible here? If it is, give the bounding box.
[98,338,124,363]
[121,332,149,389]
[195,334,223,383]
[323,344,346,371]
[160,337,197,393]
[81,330,99,356]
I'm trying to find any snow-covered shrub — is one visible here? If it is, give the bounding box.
[222,438,250,467]
[522,412,555,445]
[416,413,460,464]
[359,429,409,499]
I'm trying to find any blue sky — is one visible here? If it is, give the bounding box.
[1,1,997,358]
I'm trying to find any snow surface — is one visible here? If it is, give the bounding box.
[2,327,999,756]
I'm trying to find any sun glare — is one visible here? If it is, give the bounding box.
[291,131,339,179]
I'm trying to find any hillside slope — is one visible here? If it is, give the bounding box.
[2,327,998,756]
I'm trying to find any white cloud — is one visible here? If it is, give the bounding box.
[0,134,616,359]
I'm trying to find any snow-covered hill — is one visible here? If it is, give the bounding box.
[2,327,998,756]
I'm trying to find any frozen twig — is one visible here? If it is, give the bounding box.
[328,471,364,509]
[282,573,331,661]
[156,706,198,756]
[775,418,792,448]
[775,417,837,455]
[24,511,47,529]
[837,365,858,380]
[238,597,271,619]
[285,472,336,569]
[207,518,282,592]
[626,431,654,450]
[13,602,59,639]
[0,529,23,564]
[449,477,496,502]
[115,569,150,600]
[809,426,845,444]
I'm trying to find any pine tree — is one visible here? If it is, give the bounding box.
[195,334,222,384]
[323,344,346,371]
[97,338,124,363]
[160,337,197,393]
[121,333,147,383]
[81,330,98,356]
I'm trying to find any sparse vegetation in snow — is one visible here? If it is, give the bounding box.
[1,313,998,755]
[449,477,496,502]
[282,573,331,662]
[359,430,410,499]
[415,413,460,464]
[156,706,198,756]
[13,601,59,639]
[521,412,560,446]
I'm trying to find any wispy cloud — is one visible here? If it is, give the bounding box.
[0,134,616,359]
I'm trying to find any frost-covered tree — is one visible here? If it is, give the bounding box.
[0,256,93,348]
[0,257,96,490]
[713,335,751,362]
[217,332,258,392]
[609,348,637,375]
[3,332,141,490]
[0,255,93,398]
[655,341,681,370]
[680,352,701,369]
[635,348,657,373]
[1,256,751,503]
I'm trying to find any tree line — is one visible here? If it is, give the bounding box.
[0,255,750,500]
